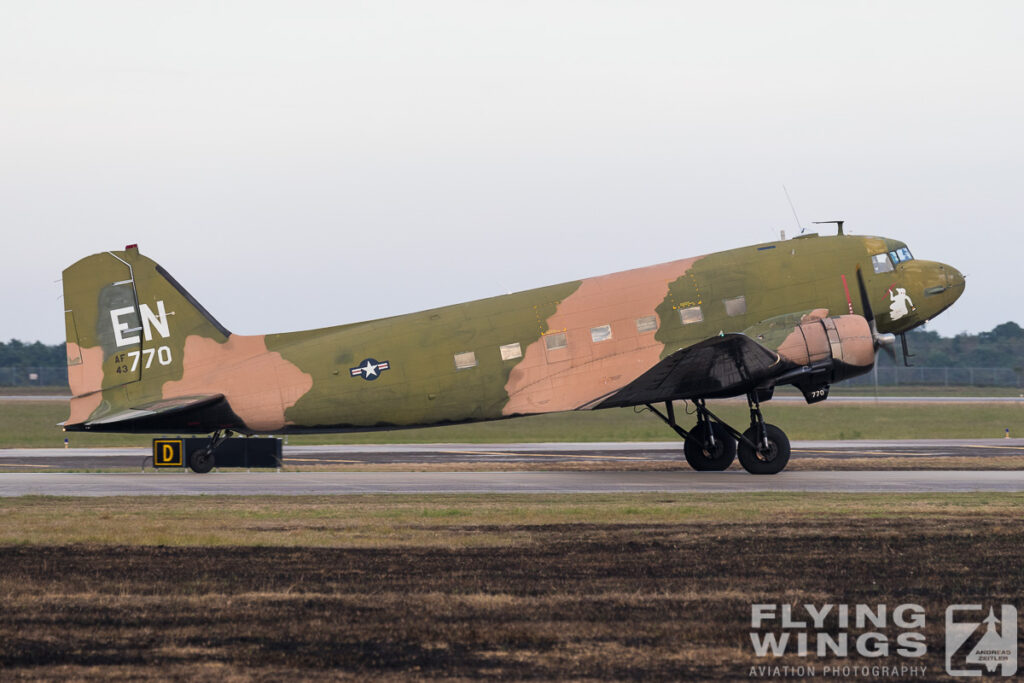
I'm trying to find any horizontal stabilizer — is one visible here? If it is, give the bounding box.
[66,394,224,428]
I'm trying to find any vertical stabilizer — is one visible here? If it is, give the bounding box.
[62,246,230,425]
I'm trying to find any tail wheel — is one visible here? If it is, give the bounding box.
[737,424,790,475]
[189,447,215,474]
[684,422,737,471]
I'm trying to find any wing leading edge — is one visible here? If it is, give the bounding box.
[584,334,782,409]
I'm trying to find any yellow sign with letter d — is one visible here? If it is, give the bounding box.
[153,439,184,467]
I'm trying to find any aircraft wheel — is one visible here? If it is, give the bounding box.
[737,424,790,475]
[189,447,215,474]
[684,422,736,471]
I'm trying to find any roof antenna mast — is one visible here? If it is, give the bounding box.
[782,185,804,235]
[812,220,845,236]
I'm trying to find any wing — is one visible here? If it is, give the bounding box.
[584,334,782,409]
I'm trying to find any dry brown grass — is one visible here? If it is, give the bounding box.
[2,492,1023,547]
[0,508,1021,680]
[785,455,1024,470]
[283,456,1024,472]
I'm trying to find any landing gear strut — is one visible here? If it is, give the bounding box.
[189,429,232,474]
[646,394,790,475]
[736,394,790,475]
[645,399,736,472]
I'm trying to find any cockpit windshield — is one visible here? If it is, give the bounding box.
[871,246,914,273]
[890,247,914,264]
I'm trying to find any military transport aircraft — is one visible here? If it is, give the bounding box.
[61,224,963,474]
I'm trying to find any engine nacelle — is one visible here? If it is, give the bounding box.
[776,314,875,384]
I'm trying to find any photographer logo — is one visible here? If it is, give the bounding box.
[946,605,1017,677]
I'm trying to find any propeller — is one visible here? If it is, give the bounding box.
[855,265,897,361]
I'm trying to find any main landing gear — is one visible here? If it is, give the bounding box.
[645,394,791,475]
[188,429,232,473]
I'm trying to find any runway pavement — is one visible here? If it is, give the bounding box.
[1,439,1022,469]
[0,439,1021,496]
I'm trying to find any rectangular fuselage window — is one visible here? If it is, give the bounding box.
[590,324,612,343]
[544,332,568,350]
[636,315,658,333]
[724,296,746,317]
[453,351,477,369]
[499,342,522,360]
[678,306,703,325]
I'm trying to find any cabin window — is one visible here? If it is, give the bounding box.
[499,342,522,361]
[544,332,568,350]
[678,306,703,325]
[590,324,612,343]
[872,253,894,273]
[453,351,477,369]
[636,315,658,333]
[724,296,746,317]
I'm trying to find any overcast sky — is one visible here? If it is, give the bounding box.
[2,1,1021,344]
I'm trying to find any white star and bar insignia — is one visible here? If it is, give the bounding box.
[350,358,390,381]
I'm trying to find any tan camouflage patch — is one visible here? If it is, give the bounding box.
[66,343,103,398]
[503,257,700,414]
[162,335,313,432]
[65,344,104,425]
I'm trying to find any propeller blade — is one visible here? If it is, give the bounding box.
[855,265,874,325]
[855,265,897,358]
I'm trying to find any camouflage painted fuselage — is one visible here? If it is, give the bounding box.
[62,232,963,435]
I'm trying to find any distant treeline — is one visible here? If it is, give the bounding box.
[877,321,1024,370]
[2,320,1023,373]
[0,340,67,367]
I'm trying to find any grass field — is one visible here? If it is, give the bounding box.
[2,399,1022,449]
[0,492,1021,546]
[0,493,1021,679]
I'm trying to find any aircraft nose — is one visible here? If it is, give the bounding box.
[876,258,964,334]
[941,263,966,304]
[945,264,965,291]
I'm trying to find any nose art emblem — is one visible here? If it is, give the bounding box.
[887,286,916,321]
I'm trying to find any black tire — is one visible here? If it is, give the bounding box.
[189,447,215,474]
[684,422,737,471]
[737,423,790,475]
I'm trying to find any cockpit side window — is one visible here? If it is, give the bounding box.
[889,247,914,264]
[871,253,894,273]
